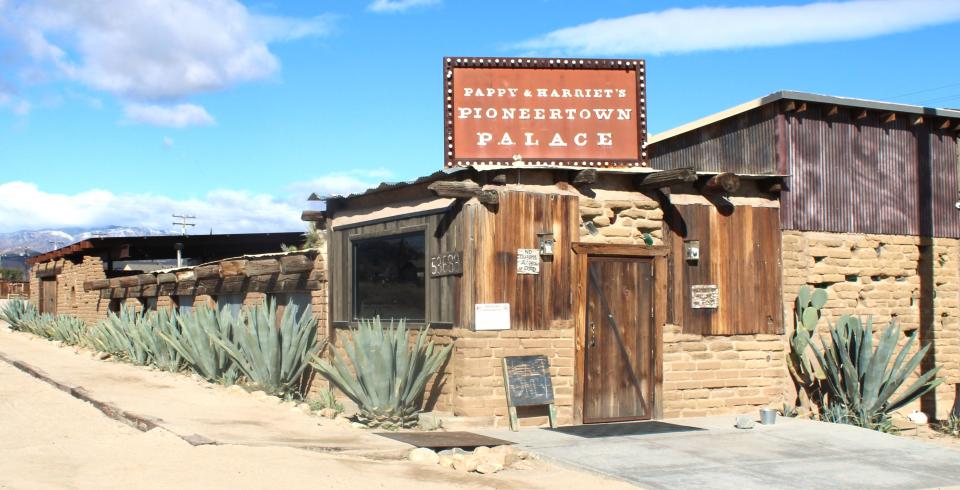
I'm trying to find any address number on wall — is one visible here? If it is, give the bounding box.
[430,251,463,277]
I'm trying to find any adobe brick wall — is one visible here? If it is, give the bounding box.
[29,256,112,325]
[782,230,960,419]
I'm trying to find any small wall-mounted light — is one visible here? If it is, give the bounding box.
[537,232,555,256]
[684,240,700,264]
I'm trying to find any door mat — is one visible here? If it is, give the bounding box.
[376,431,514,449]
[548,421,704,439]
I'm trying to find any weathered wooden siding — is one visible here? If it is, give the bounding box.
[461,191,579,330]
[664,204,783,335]
[328,208,463,326]
[781,106,960,238]
[650,104,779,175]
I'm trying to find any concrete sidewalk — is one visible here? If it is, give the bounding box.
[0,325,410,459]
[482,417,960,489]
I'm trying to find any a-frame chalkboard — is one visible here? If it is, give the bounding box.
[501,355,558,431]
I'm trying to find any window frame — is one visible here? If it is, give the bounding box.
[349,228,428,324]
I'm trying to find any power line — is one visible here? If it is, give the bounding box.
[884,82,960,101]
[172,214,196,236]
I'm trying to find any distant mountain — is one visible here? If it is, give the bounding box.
[0,226,171,255]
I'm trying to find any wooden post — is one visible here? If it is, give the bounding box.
[427,180,482,198]
[699,172,740,194]
[634,168,697,190]
[572,169,598,186]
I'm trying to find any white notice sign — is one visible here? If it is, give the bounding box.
[475,303,510,331]
[516,249,540,275]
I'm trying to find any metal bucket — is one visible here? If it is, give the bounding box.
[759,408,777,425]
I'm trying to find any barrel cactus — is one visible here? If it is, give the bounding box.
[311,317,453,430]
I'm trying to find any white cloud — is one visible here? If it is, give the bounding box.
[123,103,215,128]
[0,169,393,234]
[515,0,960,56]
[368,0,440,13]
[0,181,303,234]
[0,0,333,124]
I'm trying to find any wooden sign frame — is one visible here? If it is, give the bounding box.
[443,57,648,169]
[501,355,558,431]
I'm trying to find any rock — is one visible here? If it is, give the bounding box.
[473,446,491,457]
[502,453,520,467]
[907,411,929,424]
[350,422,368,429]
[452,455,479,472]
[438,448,465,456]
[250,390,268,400]
[334,415,352,428]
[296,403,313,414]
[438,455,455,469]
[510,460,535,471]
[98,352,111,360]
[408,448,440,465]
[735,415,755,429]
[319,408,339,419]
[226,385,247,396]
[516,450,530,460]
[475,462,503,474]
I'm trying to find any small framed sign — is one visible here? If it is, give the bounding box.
[429,251,463,277]
[475,303,510,331]
[691,284,719,309]
[516,248,540,275]
[501,355,558,431]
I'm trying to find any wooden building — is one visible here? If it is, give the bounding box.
[307,90,960,426]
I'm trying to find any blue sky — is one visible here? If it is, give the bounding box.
[1,0,960,234]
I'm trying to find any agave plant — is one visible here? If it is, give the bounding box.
[89,307,152,364]
[311,317,453,430]
[137,308,183,372]
[213,299,323,397]
[810,315,943,431]
[160,305,239,384]
[0,299,39,331]
[20,313,55,338]
[47,315,89,346]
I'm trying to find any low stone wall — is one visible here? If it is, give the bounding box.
[781,230,960,419]
[662,324,787,418]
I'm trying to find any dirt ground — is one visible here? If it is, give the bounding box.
[0,360,633,490]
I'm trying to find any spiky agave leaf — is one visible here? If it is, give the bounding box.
[212,298,322,397]
[159,304,239,384]
[0,299,39,331]
[310,316,452,430]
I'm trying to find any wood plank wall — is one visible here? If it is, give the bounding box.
[460,191,579,330]
[664,204,783,335]
[328,209,463,326]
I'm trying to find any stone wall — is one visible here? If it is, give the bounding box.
[781,230,960,419]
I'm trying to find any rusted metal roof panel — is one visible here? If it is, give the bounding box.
[781,105,959,238]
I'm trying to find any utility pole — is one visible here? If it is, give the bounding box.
[172,214,196,268]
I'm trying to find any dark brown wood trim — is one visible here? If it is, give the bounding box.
[571,243,668,257]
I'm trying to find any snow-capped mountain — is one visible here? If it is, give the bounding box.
[0,226,171,254]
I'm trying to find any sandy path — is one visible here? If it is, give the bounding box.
[0,360,634,489]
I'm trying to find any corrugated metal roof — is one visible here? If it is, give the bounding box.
[650,90,960,144]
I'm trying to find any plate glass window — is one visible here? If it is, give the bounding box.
[352,232,426,322]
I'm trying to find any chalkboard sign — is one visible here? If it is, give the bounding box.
[502,355,558,431]
[429,251,463,277]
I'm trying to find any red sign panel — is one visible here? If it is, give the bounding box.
[444,57,647,168]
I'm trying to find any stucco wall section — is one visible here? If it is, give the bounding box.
[781,230,960,419]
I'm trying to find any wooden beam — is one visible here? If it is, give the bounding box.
[118,276,139,288]
[699,173,741,194]
[572,169,598,186]
[939,119,952,130]
[796,102,807,113]
[783,100,796,112]
[759,178,784,194]
[882,112,896,124]
[826,106,839,117]
[912,115,924,126]
[478,190,500,205]
[427,180,481,199]
[82,279,109,291]
[220,259,247,277]
[634,168,697,190]
[300,210,326,223]
[246,258,280,276]
[489,172,508,185]
[156,273,177,284]
[856,109,868,121]
[280,254,313,274]
[195,264,221,280]
[136,273,157,285]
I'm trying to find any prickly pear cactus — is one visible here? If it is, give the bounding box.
[789,286,828,411]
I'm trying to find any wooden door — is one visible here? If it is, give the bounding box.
[583,256,655,423]
[40,278,57,314]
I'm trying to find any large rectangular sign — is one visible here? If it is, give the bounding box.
[444,57,647,168]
